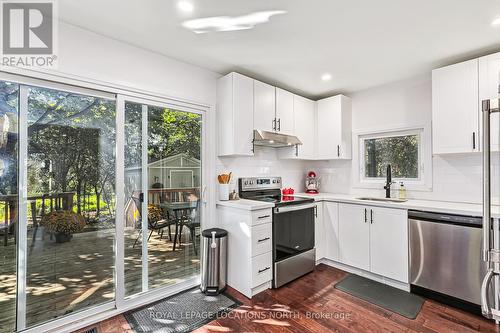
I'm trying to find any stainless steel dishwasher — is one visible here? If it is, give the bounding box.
[409,210,492,314]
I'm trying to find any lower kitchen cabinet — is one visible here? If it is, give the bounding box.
[338,203,370,271]
[338,203,409,283]
[217,205,273,298]
[323,202,340,261]
[369,206,408,282]
[314,202,326,260]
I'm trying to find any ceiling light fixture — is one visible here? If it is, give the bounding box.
[182,10,286,34]
[177,1,194,13]
[321,73,332,81]
[492,17,500,26]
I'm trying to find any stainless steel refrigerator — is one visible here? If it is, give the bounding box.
[481,92,500,321]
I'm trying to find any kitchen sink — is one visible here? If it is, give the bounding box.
[355,197,408,203]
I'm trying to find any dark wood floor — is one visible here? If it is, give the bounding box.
[77,264,500,333]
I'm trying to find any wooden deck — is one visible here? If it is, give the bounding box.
[0,227,199,332]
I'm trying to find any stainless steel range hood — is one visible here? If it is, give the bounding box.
[253,130,302,148]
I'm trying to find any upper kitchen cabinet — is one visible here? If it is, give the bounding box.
[432,59,479,154]
[279,95,316,159]
[316,95,352,159]
[217,72,255,156]
[254,80,276,132]
[479,52,500,151]
[275,88,295,135]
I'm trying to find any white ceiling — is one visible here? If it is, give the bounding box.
[59,0,500,99]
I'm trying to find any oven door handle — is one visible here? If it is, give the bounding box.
[274,203,316,214]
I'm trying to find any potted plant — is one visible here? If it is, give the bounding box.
[40,210,86,243]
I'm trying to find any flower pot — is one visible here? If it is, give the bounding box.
[55,232,72,243]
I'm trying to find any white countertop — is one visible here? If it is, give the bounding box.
[216,199,275,211]
[293,192,498,218]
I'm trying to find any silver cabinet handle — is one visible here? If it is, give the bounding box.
[370,209,373,224]
[277,118,281,131]
[364,208,367,223]
[258,267,270,273]
[257,215,271,219]
[272,118,276,131]
[257,237,270,243]
[337,145,340,157]
[473,132,476,150]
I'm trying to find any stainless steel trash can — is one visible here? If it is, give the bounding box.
[200,228,228,295]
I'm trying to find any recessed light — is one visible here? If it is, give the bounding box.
[178,1,194,13]
[492,17,500,26]
[182,10,286,34]
[321,73,332,81]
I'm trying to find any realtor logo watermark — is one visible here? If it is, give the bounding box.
[1,0,57,68]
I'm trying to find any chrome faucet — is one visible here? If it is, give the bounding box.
[383,164,394,198]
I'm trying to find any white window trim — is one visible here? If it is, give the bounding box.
[353,125,433,191]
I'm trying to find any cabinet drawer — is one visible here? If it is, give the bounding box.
[251,223,272,257]
[251,209,272,226]
[251,252,272,287]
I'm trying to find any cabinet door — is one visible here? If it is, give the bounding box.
[293,95,316,159]
[338,203,369,270]
[432,59,479,154]
[479,53,500,151]
[317,97,342,159]
[254,80,276,132]
[314,202,326,260]
[276,88,294,135]
[324,202,340,261]
[217,72,254,156]
[369,207,408,282]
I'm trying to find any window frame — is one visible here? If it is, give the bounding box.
[360,129,423,182]
[353,126,432,191]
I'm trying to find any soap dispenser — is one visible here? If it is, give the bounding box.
[399,182,406,200]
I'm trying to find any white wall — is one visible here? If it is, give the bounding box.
[311,74,494,205]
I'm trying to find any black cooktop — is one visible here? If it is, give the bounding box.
[248,195,314,207]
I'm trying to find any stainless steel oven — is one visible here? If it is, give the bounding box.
[273,203,316,288]
[238,176,316,289]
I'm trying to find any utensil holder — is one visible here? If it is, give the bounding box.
[219,184,230,201]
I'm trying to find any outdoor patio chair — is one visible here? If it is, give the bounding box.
[174,199,200,254]
[131,196,176,248]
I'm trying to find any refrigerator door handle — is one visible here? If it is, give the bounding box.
[482,268,494,319]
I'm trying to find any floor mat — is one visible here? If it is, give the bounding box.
[125,287,241,333]
[335,274,424,319]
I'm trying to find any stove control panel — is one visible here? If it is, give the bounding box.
[239,176,282,191]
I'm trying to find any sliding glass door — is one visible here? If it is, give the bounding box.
[0,74,206,332]
[24,85,116,327]
[0,80,19,333]
[124,99,202,297]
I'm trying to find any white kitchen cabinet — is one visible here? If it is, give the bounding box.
[275,88,294,135]
[369,207,408,283]
[338,203,408,283]
[279,94,316,159]
[432,59,479,154]
[254,80,276,132]
[217,72,254,156]
[314,202,326,260]
[316,95,352,160]
[323,202,340,261]
[217,205,273,298]
[479,53,500,151]
[338,203,370,271]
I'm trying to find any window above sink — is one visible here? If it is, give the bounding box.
[353,127,433,192]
